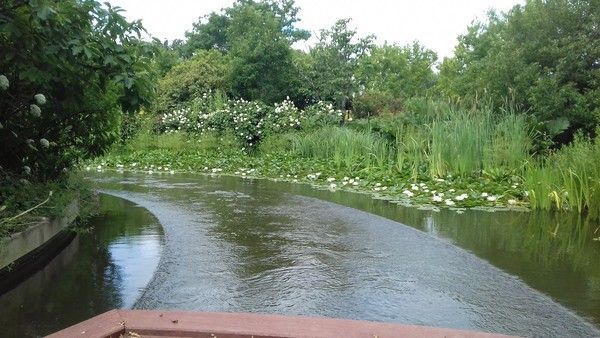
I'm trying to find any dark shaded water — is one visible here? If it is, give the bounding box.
[0,195,163,337]
[1,171,599,337]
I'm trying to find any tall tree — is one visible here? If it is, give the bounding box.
[226,2,296,103]
[180,0,308,57]
[438,0,600,138]
[0,0,154,179]
[309,19,374,109]
[357,42,438,99]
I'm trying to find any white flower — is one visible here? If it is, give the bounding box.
[481,192,489,198]
[352,181,359,186]
[445,199,456,206]
[329,183,337,189]
[487,196,497,202]
[169,170,175,175]
[449,188,456,193]
[375,183,382,187]
[403,190,414,197]
[0,75,9,90]
[411,184,419,191]
[30,104,41,117]
[39,138,49,148]
[34,94,47,105]
[381,186,387,190]
[23,166,31,175]
[432,195,443,202]
[508,199,517,205]
[326,177,336,182]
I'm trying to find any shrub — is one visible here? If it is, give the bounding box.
[154,50,230,114]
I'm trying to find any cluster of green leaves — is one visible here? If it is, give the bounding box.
[0,0,156,182]
[154,50,229,114]
[437,0,600,139]
[354,42,438,116]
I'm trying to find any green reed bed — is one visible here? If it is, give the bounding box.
[525,132,600,219]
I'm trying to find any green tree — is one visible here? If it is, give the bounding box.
[354,42,437,115]
[0,0,154,180]
[180,0,308,57]
[154,50,230,113]
[438,0,600,137]
[309,19,374,109]
[226,2,296,103]
[357,42,438,99]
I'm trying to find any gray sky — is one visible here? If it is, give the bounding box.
[107,0,524,59]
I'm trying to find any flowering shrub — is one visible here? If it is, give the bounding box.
[156,94,341,149]
[264,98,302,134]
[301,101,343,129]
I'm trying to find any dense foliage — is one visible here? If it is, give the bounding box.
[437,0,600,139]
[0,0,154,181]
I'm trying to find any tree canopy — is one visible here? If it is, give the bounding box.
[437,0,600,137]
[0,0,155,179]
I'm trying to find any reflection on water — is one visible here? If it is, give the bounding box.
[91,171,600,335]
[286,182,600,326]
[0,195,163,337]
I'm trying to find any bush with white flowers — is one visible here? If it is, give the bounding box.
[155,92,341,149]
[301,101,343,129]
[264,97,302,134]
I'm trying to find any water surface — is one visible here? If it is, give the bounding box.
[0,195,163,337]
[91,172,600,337]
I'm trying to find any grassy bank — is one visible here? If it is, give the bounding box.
[88,96,600,221]
[0,174,96,238]
[89,121,530,211]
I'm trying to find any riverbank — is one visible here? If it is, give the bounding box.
[0,174,95,239]
[88,131,531,213]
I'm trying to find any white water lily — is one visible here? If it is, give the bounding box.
[352,181,359,186]
[403,190,414,197]
[329,183,337,189]
[508,199,517,205]
[326,177,336,182]
[375,183,382,187]
[445,199,456,206]
[487,195,498,202]
[432,195,443,202]
[34,94,47,105]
